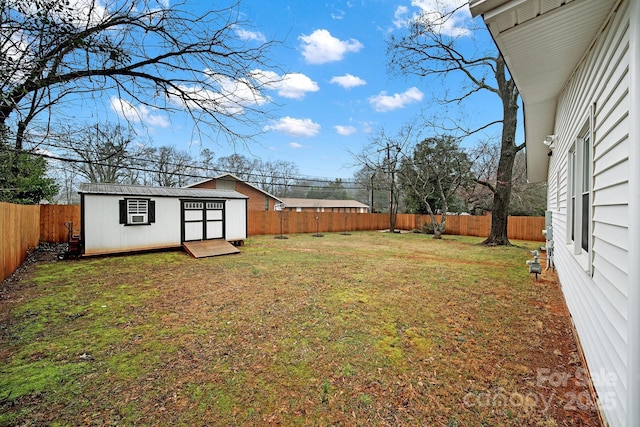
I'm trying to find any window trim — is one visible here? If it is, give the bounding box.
[119,198,155,226]
[566,111,593,273]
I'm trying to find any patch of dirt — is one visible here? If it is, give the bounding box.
[523,269,604,426]
[1,243,64,288]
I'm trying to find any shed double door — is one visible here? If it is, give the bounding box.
[182,200,224,242]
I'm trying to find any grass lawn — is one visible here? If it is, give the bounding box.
[0,232,600,426]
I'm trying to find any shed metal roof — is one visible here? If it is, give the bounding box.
[78,183,248,199]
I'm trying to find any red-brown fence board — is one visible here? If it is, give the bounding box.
[1,202,40,282]
[39,204,81,243]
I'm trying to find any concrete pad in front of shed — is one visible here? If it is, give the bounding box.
[183,240,240,258]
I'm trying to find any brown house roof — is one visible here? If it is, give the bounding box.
[185,173,282,202]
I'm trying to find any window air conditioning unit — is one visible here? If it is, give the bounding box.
[129,214,146,224]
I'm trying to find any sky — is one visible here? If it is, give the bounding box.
[60,0,512,181]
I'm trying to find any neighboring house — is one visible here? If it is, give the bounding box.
[470,1,638,426]
[186,174,282,211]
[79,183,247,256]
[280,197,370,213]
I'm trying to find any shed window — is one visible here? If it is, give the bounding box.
[184,202,203,210]
[119,199,155,225]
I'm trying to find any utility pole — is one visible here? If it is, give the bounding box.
[374,141,400,232]
[370,171,375,213]
[387,144,394,233]
[385,143,398,233]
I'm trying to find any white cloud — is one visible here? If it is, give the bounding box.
[368,87,424,112]
[235,27,267,43]
[360,121,375,134]
[393,6,410,28]
[395,0,472,37]
[110,96,170,128]
[335,125,356,136]
[263,117,321,137]
[289,142,304,149]
[330,74,366,89]
[168,70,268,115]
[331,9,346,20]
[251,70,319,100]
[299,29,363,64]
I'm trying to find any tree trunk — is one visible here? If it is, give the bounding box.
[433,219,443,239]
[482,56,522,246]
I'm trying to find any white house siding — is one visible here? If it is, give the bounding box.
[548,2,632,425]
[83,194,182,255]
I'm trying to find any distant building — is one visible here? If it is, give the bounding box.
[186,174,282,211]
[280,198,370,213]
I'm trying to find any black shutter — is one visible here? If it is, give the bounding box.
[119,200,127,224]
[148,200,156,223]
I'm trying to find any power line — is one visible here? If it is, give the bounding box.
[1,145,386,192]
[12,133,362,186]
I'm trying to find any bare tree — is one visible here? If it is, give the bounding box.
[215,153,258,182]
[58,123,147,184]
[0,0,278,152]
[463,139,500,215]
[388,3,523,245]
[508,151,547,216]
[463,140,546,216]
[352,127,415,232]
[352,165,388,212]
[148,146,194,187]
[254,159,300,196]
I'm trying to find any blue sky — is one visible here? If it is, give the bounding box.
[84,0,511,180]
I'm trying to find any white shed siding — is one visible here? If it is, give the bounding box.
[224,198,247,241]
[549,2,631,425]
[83,194,182,255]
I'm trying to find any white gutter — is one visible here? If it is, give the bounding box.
[627,2,640,426]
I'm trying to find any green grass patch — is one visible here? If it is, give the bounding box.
[0,232,596,426]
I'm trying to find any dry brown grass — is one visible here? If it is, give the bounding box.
[0,232,600,426]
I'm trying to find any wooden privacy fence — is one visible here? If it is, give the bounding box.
[33,205,546,242]
[1,202,40,282]
[40,204,81,243]
[247,211,391,236]
[395,214,546,241]
[2,204,546,282]
[247,211,546,242]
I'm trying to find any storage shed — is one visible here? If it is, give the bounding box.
[79,183,248,256]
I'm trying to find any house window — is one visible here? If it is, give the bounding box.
[264,196,269,211]
[206,202,223,210]
[567,126,591,257]
[119,198,155,225]
[580,132,590,252]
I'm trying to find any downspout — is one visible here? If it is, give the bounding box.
[628,0,640,425]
